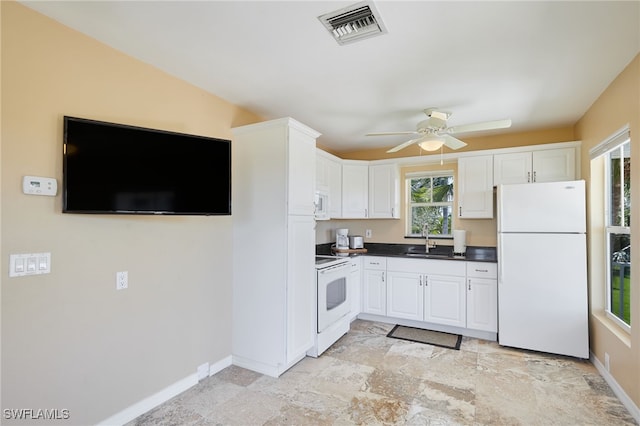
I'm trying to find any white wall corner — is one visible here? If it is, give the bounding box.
[590,352,640,424]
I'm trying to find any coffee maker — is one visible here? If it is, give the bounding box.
[335,229,349,250]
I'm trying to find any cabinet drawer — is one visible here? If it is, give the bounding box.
[387,257,465,276]
[466,262,497,279]
[363,256,386,270]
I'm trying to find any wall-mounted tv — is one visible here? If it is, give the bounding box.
[63,116,231,215]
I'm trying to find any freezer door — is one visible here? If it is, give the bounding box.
[498,233,588,358]
[497,180,585,233]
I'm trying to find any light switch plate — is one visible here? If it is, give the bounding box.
[22,176,57,196]
[10,253,51,277]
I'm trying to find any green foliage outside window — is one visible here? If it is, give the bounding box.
[408,175,453,236]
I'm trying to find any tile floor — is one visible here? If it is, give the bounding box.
[129,320,637,425]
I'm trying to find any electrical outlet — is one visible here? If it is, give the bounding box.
[365,229,372,238]
[116,271,128,290]
[604,352,610,372]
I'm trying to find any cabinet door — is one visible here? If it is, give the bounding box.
[532,148,576,183]
[327,158,342,218]
[424,274,466,327]
[369,164,400,218]
[493,152,532,185]
[363,269,386,315]
[316,151,330,191]
[387,271,423,321]
[458,156,494,218]
[288,127,316,215]
[466,277,497,332]
[341,163,369,218]
[349,257,362,318]
[286,215,315,361]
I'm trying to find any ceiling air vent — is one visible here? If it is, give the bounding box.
[318,1,387,46]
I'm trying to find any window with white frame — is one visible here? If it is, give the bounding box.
[406,172,454,237]
[591,128,631,330]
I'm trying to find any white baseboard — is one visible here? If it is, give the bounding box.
[98,356,232,426]
[208,355,233,376]
[591,352,640,423]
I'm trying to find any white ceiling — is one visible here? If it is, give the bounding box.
[22,1,640,153]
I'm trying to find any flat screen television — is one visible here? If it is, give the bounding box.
[63,116,231,215]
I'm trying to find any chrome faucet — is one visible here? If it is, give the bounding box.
[422,223,437,253]
[422,223,431,253]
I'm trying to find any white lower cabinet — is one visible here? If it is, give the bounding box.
[363,257,498,338]
[363,257,387,315]
[423,274,466,327]
[386,258,466,327]
[349,256,362,319]
[386,271,424,321]
[466,262,498,332]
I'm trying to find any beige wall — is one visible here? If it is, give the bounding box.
[575,54,640,408]
[1,2,261,424]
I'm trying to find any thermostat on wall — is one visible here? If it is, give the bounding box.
[22,176,57,196]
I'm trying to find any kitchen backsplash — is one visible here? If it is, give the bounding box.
[315,218,498,247]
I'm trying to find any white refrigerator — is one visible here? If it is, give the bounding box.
[497,180,588,358]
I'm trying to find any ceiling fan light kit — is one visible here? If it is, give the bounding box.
[417,136,444,151]
[366,108,512,153]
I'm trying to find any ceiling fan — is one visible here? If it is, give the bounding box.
[366,108,512,153]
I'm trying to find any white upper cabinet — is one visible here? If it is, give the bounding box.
[288,126,317,215]
[316,150,342,218]
[327,157,342,218]
[458,155,494,219]
[494,147,576,185]
[492,152,532,185]
[341,162,369,218]
[316,151,330,191]
[368,163,400,219]
[532,147,576,183]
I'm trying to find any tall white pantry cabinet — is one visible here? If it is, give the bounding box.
[231,118,320,377]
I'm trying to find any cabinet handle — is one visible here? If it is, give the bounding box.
[424,276,428,286]
[527,171,531,183]
[475,269,488,273]
[419,276,422,286]
[533,171,537,182]
[382,272,385,282]
[468,279,471,291]
[365,208,368,217]
[459,206,462,217]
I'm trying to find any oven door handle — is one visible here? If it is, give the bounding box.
[318,262,350,274]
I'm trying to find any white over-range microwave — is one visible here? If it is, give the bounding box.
[314,190,329,220]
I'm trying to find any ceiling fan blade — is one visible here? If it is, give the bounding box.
[366,131,417,136]
[443,134,467,150]
[446,119,512,135]
[386,138,420,153]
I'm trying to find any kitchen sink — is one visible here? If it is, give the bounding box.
[405,253,452,259]
[403,246,454,258]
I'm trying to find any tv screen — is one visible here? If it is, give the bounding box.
[63,116,231,215]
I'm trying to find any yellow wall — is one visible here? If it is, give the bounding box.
[1,2,261,424]
[317,126,577,248]
[316,159,499,247]
[339,126,576,161]
[575,54,640,408]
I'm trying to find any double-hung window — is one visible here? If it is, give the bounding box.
[591,127,631,330]
[406,172,454,237]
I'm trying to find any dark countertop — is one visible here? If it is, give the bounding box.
[316,242,497,263]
